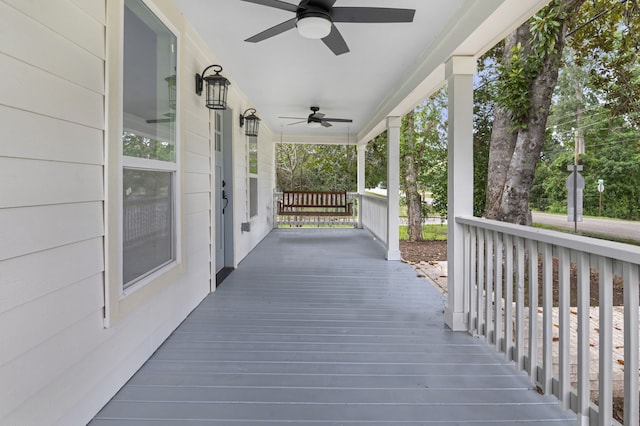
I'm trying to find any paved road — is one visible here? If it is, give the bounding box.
[532,212,640,243]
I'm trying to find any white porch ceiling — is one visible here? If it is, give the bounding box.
[172,0,551,144]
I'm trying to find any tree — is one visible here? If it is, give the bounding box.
[275,144,357,191]
[399,90,449,241]
[401,111,423,240]
[472,51,501,217]
[123,132,175,161]
[568,0,640,120]
[365,132,387,189]
[276,144,312,190]
[485,0,586,225]
[485,0,640,224]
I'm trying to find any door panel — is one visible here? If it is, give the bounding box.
[214,111,224,272]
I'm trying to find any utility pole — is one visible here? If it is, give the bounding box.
[567,131,584,233]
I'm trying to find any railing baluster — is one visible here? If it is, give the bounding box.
[516,236,525,370]
[598,256,613,426]
[464,225,472,332]
[528,239,539,383]
[494,232,503,353]
[623,262,639,426]
[558,247,570,409]
[505,234,514,362]
[470,227,478,335]
[486,230,494,343]
[541,242,553,395]
[478,230,485,337]
[576,251,590,425]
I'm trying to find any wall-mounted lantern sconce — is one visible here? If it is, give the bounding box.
[165,74,176,110]
[239,108,261,137]
[195,65,230,110]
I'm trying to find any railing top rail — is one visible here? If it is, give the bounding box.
[456,215,640,265]
[361,193,387,203]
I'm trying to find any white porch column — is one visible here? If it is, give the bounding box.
[386,116,401,261]
[357,144,367,229]
[445,56,476,331]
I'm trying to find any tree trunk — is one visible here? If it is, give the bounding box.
[485,0,584,225]
[402,111,423,241]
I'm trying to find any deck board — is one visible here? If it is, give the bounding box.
[91,228,576,425]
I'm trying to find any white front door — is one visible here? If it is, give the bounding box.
[214,110,225,273]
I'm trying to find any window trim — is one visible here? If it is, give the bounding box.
[104,0,182,327]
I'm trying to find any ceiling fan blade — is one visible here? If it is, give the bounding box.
[323,118,353,123]
[312,112,325,119]
[240,0,297,13]
[245,17,297,43]
[279,116,306,120]
[287,120,306,126]
[321,121,332,128]
[309,0,336,9]
[146,118,174,123]
[146,112,175,123]
[322,24,349,56]
[332,7,416,23]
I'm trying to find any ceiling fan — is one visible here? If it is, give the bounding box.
[146,112,175,124]
[280,106,353,128]
[241,0,416,56]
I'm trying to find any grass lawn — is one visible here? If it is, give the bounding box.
[399,224,448,241]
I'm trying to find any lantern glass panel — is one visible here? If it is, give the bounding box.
[246,116,260,137]
[205,76,229,110]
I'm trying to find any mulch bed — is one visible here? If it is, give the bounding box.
[400,240,447,263]
[400,240,625,306]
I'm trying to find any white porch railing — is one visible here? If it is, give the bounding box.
[360,193,388,246]
[457,216,640,426]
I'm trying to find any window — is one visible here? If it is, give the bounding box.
[122,0,177,288]
[248,136,258,218]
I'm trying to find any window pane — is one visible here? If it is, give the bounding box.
[249,137,258,174]
[123,169,173,286]
[250,177,258,218]
[123,0,176,162]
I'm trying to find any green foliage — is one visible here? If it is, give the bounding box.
[365,132,387,188]
[496,41,533,127]
[568,0,640,119]
[530,102,640,220]
[495,0,580,129]
[473,52,500,216]
[487,0,640,224]
[122,132,175,162]
[275,144,357,191]
[409,89,448,216]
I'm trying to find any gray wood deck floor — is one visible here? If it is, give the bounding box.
[91,228,576,425]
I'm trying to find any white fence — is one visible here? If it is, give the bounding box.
[360,194,388,246]
[457,216,640,426]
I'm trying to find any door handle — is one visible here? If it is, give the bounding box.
[222,190,229,214]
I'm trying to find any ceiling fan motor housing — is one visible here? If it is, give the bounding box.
[296,3,332,39]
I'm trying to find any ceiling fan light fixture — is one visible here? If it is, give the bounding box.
[307,120,322,129]
[296,16,331,39]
